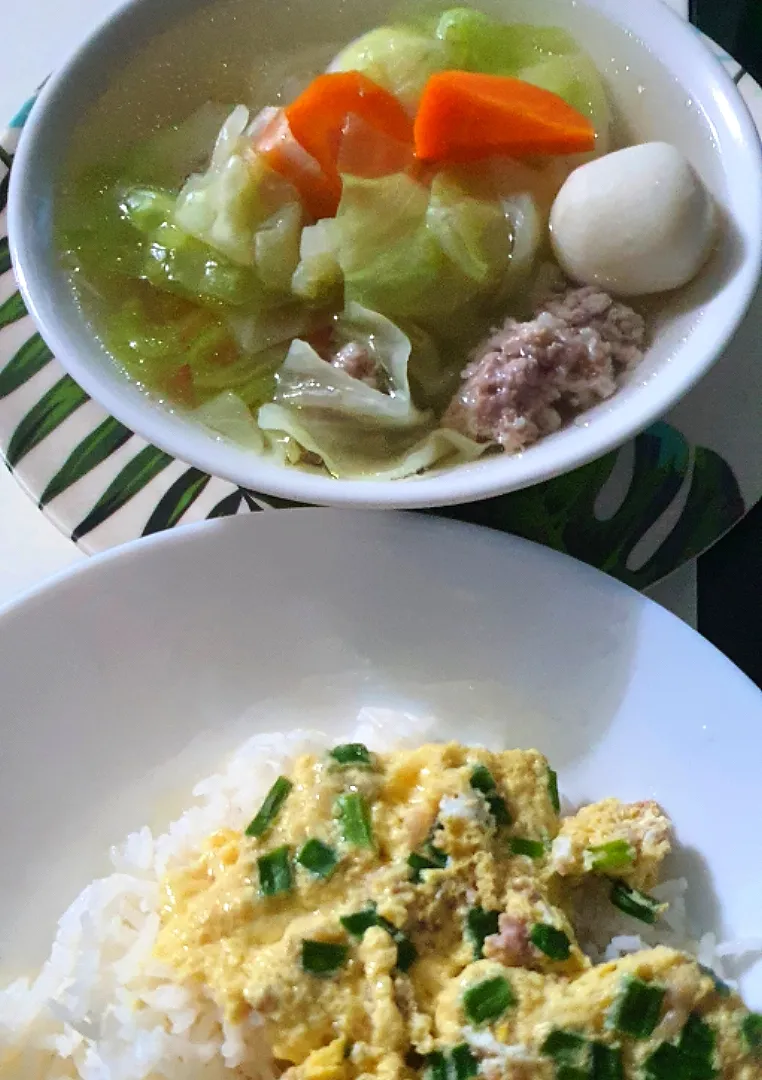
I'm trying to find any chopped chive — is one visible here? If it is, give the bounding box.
[392,932,418,973]
[449,1044,478,1080]
[485,793,512,825]
[607,976,665,1039]
[465,907,500,959]
[470,766,512,825]
[425,1051,448,1080]
[547,768,560,813]
[408,838,447,881]
[541,1030,588,1064]
[698,963,731,998]
[742,1013,762,1054]
[340,905,416,971]
[329,743,374,768]
[530,923,571,961]
[470,765,497,793]
[336,792,374,848]
[556,1069,588,1080]
[301,939,349,977]
[340,906,379,937]
[643,1042,683,1080]
[509,836,546,859]
[296,838,338,879]
[584,840,635,873]
[591,1043,624,1080]
[257,845,293,896]
[609,881,663,924]
[245,776,292,838]
[678,1012,715,1064]
[463,975,515,1025]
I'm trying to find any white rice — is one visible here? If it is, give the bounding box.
[0,707,755,1079]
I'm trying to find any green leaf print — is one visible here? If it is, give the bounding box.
[0,334,53,399]
[0,291,26,330]
[0,236,10,275]
[431,422,745,589]
[142,468,211,535]
[39,416,133,506]
[6,376,88,468]
[72,445,173,541]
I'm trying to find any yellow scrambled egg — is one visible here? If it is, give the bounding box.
[155,743,762,1079]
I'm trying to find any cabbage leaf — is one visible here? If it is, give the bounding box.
[327,25,449,110]
[255,302,486,478]
[333,172,521,329]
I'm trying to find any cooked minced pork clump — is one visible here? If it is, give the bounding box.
[443,287,646,452]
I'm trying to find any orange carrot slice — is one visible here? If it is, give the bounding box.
[254,109,341,220]
[414,71,596,163]
[285,72,414,184]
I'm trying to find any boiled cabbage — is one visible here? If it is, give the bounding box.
[271,303,423,425]
[434,8,578,75]
[174,106,303,269]
[256,302,486,478]
[291,219,344,304]
[194,391,265,450]
[258,404,486,479]
[327,25,449,110]
[333,172,520,329]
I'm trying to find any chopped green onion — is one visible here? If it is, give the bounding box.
[426,1047,479,1080]
[449,1044,478,1080]
[462,975,516,1025]
[643,1043,683,1080]
[340,904,416,971]
[698,963,731,998]
[591,1043,624,1080]
[425,1051,448,1080]
[296,838,338,879]
[642,1015,716,1079]
[470,766,512,825]
[336,792,374,848]
[547,768,560,814]
[555,1069,588,1080]
[678,1012,715,1064]
[329,743,374,768]
[742,1013,762,1055]
[245,776,292,838]
[541,1030,588,1064]
[530,923,571,961]
[607,976,665,1039]
[257,845,293,896]
[392,933,418,973]
[584,840,635,873]
[465,907,500,959]
[408,838,448,881]
[470,765,497,794]
[609,881,663,925]
[301,939,349,977]
[340,906,379,937]
[509,836,546,859]
[375,913,417,972]
[485,794,512,825]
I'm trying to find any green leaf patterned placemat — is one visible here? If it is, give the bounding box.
[0,34,760,589]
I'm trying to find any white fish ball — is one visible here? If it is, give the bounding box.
[549,142,717,297]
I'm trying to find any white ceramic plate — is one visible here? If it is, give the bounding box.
[0,511,760,1007]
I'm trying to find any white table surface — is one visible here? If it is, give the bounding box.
[0,0,698,623]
